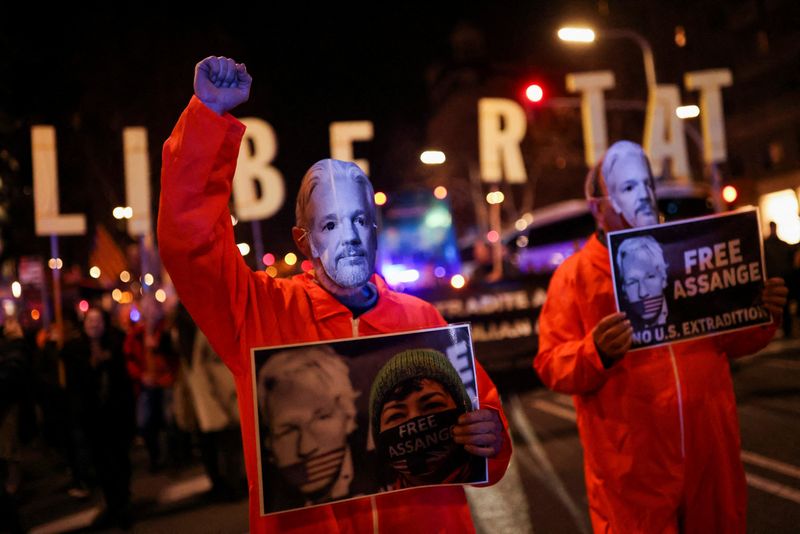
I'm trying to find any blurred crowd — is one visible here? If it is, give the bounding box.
[0,297,246,532]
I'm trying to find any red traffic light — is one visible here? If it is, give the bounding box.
[525,83,544,103]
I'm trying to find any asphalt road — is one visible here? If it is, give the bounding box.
[471,337,800,534]
[18,338,800,534]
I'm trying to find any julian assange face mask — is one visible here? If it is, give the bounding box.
[377,409,464,480]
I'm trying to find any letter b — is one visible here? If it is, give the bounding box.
[233,118,285,221]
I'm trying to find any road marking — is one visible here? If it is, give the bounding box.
[29,507,100,534]
[531,397,800,472]
[157,474,212,503]
[741,450,800,480]
[764,360,800,371]
[29,474,212,534]
[745,472,800,504]
[509,394,590,534]
[530,398,577,422]
[465,455,534,534]
[552,394,575,408]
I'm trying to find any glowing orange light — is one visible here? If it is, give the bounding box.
[31,309,41,321]
[722,185,738,203]
[433,186,448,200]
[374,192,388,206]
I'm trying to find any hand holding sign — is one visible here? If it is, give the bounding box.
[761,277,788,322]
[453,408,504,458]
[593,312,633,362]
[194,56,252,115]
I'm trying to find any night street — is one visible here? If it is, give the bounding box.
[17,337,799,534]
[2,4,799,533]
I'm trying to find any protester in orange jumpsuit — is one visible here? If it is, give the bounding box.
[535,141,788,533]
[158,56,511,533]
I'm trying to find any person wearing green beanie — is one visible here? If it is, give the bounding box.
[369,349,481,488]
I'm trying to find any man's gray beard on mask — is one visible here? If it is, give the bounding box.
[310,239,372,290]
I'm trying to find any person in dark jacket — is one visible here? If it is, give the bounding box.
[0,317,28,534]
[62,307,136,529]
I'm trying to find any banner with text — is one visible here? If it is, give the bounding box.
[250,324,487,516]
[607,208,770,350]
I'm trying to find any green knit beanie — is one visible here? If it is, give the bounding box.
[369,348,472,441]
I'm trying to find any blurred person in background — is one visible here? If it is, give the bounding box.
[763,221,796,337]
[62,307,136,529]
[124,298,179,472]
[0,316,30,534]
[173,302,245,501]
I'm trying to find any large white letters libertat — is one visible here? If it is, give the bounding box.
[31,126,87,236]
[644,84,690,181]
[684,69,732,164]
[329,121,374,176]
[478,98,528,184]
[232,118,285,222]
[32,67,732,237]
[122,127,152,237]
[565,70,616,167]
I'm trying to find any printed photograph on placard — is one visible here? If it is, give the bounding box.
[607,208,771,350]
[249,324,486,516]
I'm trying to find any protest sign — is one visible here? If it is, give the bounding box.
[607,208,771,350]
[249,324,487,515]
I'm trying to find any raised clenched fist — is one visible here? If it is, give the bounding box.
[194,56,252,115]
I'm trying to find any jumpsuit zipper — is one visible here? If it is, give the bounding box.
[668,345,686,458]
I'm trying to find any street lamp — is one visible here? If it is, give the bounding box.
[558,25,657,91]
[486,190,505,279]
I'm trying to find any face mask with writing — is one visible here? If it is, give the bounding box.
[627,295,665,322]
[377,408,466,482]
[277,447,346,495]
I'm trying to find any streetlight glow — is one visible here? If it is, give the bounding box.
[450,274,466,289]
[120,270,131,283]
[284,252,297,266]
[420,150,446,165]
[558,27,596,43]
[374,192,388,206]
[237,243,251,256]
[11,281,21,298]
[89,266,101,279]
[486,191,505,205]
[722,185,738,203]
[433,186,448,200]
[676,105,700,119]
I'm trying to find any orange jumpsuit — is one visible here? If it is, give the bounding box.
[535,234,775,534]
[158,97,512,534]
